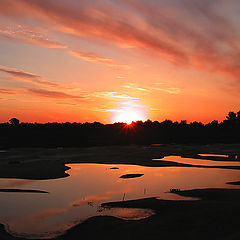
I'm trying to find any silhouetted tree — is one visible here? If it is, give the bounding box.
[180,120,187,126]
[226,112,237,121]
[210,120,218,125]
[9,118,20,125]
[1,110,240,148]
[237,111,240,119]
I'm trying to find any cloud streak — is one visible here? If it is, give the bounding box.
[70,50,129,68]
[120,0,240,79]
[0,0,240,81]
[122,82,180,94]
[0,25,67,49]
[0,88,16,94]
[0,65,58,87]
[28,88,85,99]
[0,0,188,64]
[104,92,139,100]
[90,91,139,100]
[152,87,181,94]
[122,83,149,92]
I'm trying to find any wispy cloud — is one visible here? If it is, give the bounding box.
[0,0,240,89]
[28,88,85,99]
[0,25,67,49]
[100,108,122,113]
[88,91,139,100]
[0,65,58,87]
[122,83,149,92]
[103,92,139,100]
[0,0,187,64]
[70,50,130,68]
[152,87,181,94]
[0,23,129,69]
[0,88,16,94]
[136,87,148,91]
[122,82,179,94]
[0,0,239,80]
[120,0,240,79]
[122,83,135,89]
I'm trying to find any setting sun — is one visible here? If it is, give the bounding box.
[1,0,240,239]
[114,110,146,124]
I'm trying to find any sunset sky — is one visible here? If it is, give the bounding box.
[0,0,240,123]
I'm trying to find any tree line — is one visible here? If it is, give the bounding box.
[1,111,240,148]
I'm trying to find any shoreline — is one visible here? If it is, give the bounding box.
[1,143,240,239]
[1,143,240,181]
[2,187,240,239]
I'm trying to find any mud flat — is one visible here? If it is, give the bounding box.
[120,174,144,179]
[0,189,48,194]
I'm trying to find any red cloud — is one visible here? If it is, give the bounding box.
[0,0,187,64]
[0,25,67,49]
[70,50,129,68]
[1,0,240,79]
[28,88,85,99]
[0,88,16,94]
[0,65,58,87]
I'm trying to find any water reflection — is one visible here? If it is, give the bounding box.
[0,162,240,238]
[198,154,229,158]
[153,156,240,166]
[198,153,240,160]
[102,208,154,220]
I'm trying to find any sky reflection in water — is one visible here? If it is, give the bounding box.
[0,158,240,238]
[153,156,240,166]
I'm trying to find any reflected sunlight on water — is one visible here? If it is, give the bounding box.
[198,154,229,158]
[153,156,240,166]
[0,158,240,238]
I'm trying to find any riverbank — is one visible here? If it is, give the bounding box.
[1,143,240,180]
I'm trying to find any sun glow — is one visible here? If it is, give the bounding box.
[114,109,146,124]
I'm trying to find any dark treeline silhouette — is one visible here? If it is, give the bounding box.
[1,111,240,148]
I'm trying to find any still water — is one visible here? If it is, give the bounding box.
[0,156,240,238]
[153,156,240,166]
[198,154,229,158]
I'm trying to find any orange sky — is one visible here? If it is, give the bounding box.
[0,0,240,123]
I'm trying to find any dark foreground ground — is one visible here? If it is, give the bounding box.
[1,143,240,240]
